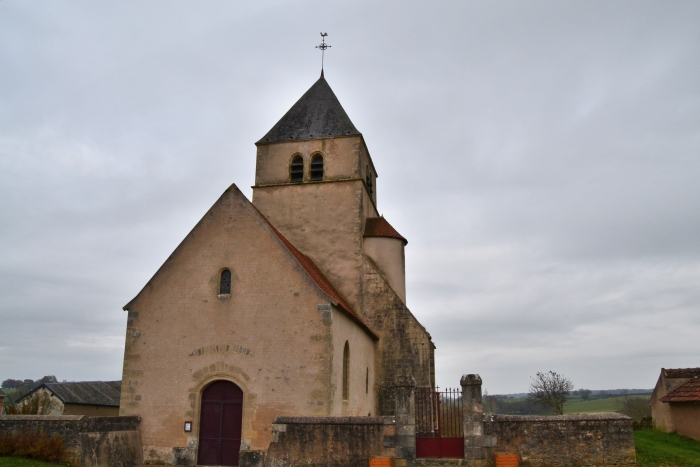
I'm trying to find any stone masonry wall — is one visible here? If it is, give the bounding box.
[265,416,396,467]
[0,415,142,467]
[361,256,435,415]
[482,413,636,467]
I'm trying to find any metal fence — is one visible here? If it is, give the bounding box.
[415,387,463,438]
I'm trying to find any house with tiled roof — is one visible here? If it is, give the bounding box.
[119,72,435,466]
[650,367,700,440]
[15,381,121,416]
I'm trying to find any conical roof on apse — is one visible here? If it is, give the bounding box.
[256,72,361,145]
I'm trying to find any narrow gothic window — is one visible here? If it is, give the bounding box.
[342,341,350,401]
[366,167,374,196]
[290,155,304,182]
[366,367,369,394]
[220,270,231,295]
[310,154,324,181]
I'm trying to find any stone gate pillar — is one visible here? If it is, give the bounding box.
[394,375,416,466]
[461,374,485,464]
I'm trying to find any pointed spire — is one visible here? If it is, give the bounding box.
[256,75,361,145]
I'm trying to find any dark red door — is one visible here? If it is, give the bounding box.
[198,380,243,466]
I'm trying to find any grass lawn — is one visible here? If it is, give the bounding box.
[635,429,700,467]
[563,394,648,414]
[0,458,69,467]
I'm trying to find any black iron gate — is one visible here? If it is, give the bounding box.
[415,387,464,458]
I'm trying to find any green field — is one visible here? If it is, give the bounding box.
[635,429,700,467]
[0,458,68,467]
[563,394,648,414]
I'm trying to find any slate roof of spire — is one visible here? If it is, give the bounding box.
[257,74,361,144]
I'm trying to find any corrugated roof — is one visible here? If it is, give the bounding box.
[663,368,700,379]
[364,217,407,245]
[254,207,377,340]
[19,381,122,407]
[660,377,700,403]
[256,74,361,145]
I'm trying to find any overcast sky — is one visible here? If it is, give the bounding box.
[1,1,699,394]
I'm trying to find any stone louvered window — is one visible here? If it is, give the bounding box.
[310,154,324,181]
[342,341,350,400]
[220,270,231,295]
[290,155,304,182]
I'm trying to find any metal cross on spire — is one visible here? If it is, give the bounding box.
[316,32,331,76]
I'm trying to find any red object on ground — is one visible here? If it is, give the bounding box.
[495,453,519,467]
[369,458,394,467]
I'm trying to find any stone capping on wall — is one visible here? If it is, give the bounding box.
[0,415,85,421]
[483,413,632,422]
[273,416,395,425]
[0,415,143,467]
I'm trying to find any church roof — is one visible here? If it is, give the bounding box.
[257,74,361,145]
[255,207,378,340]
[364,217,407,245]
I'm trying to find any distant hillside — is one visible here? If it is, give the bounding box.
[485,389,652,417]
[491,388,653,399]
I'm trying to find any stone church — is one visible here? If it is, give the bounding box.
[119,72,435,465]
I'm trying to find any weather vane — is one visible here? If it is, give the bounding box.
[316,32,331,74]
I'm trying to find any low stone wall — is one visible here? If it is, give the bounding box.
[482,413,636,467]
[265,416,397,467]
[0,415,142,467]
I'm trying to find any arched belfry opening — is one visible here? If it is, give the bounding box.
[310,154,324,181]
[198,380,244,466]
[290,155,304,182]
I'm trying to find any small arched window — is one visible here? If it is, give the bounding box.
[290,155,304,182]
[220,270,231,295]
[342,341,350,401]
[310,154,324,181]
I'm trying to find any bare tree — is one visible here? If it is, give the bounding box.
[616,396,651,421]
[528,371,574,415]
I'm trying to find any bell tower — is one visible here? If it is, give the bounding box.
[252,74,379,310]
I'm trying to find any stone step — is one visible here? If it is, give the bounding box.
[414,458,470,467]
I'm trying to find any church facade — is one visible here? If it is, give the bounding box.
[119,73,435,465]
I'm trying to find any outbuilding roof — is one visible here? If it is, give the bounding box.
[662,368,700,379]
[364,217,407,245]
[17,381,121,407]
[256,73,361,145]
[660,377,700,403]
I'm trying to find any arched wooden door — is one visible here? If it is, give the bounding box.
[198,380,243,466]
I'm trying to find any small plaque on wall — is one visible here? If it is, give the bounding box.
[184,421,192,432]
